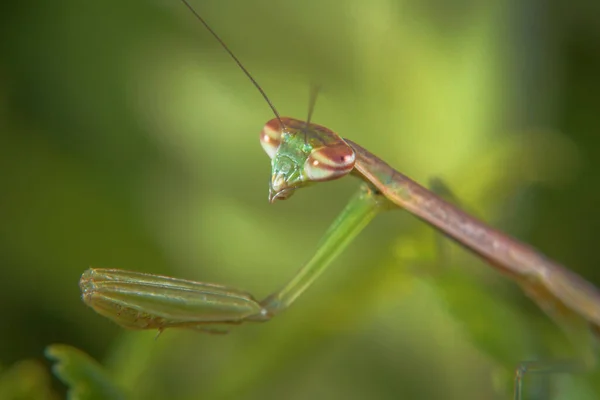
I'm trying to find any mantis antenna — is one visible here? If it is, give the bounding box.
[178,0,284,127]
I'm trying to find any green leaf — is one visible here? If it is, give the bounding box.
[45,344,127,400]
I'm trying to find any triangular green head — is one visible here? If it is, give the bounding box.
[260,117,356,202]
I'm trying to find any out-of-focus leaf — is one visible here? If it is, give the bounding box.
[45,344,127,400]
[0,360,58,400]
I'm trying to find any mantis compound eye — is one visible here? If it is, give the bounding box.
[260,118,284,159]
[304,143,356,182]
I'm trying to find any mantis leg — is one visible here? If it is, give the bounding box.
[514,360,593,400]
[256,183,391,318]
[80,183,392,331]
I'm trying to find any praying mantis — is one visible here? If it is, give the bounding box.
[80,1,600,398]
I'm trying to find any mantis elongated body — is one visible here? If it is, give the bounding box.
[80,1,600,398]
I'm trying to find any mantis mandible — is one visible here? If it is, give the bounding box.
[80,1,600,398]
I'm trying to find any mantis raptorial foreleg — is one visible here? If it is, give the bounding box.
[259,183,392,316]
[80,184,393,331]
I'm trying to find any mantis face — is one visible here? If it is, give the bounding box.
[260,117,356,202]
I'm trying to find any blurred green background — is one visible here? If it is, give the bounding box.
[1,0,600,399]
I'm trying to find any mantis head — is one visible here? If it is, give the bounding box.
[260,117,356,202]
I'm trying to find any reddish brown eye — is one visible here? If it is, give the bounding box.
[304,143,355,182]
[260,118,284,159]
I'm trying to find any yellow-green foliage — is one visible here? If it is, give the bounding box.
[1,0,600,399]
